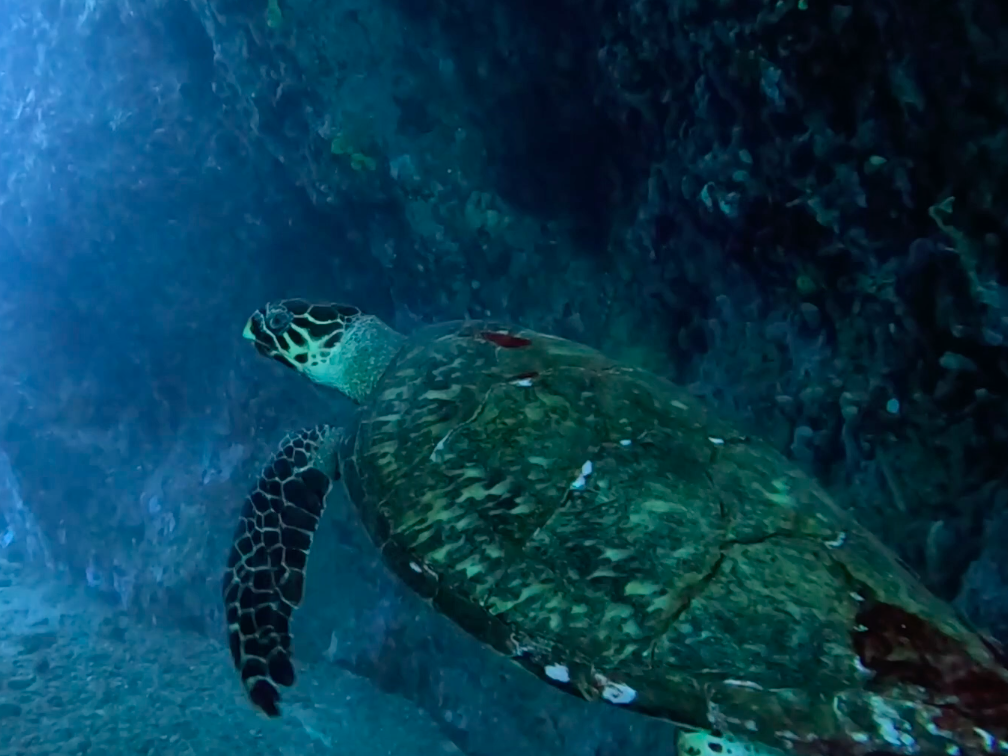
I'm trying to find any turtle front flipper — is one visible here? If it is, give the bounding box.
[222,425,341,716]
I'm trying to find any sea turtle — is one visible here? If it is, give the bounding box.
[223,299,1008,756]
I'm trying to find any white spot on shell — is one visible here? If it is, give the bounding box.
[544,664,570,683]
[511,378,533,387]
[850,591,864,602]
[600,682,636,704]
[825,532,847,548]
[570,475,586,490]
[708,437,725,446]
[409,562,422,573]
[581,460,593,476]
[619,439,632,446]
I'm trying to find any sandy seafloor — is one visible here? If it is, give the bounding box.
[0,557,463,756]
[0,551,683,756]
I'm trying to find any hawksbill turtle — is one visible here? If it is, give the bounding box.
[223,299,1008,756]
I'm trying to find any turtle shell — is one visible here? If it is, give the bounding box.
[337,319,1008,755]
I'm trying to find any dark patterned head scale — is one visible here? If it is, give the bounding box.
[242,299,363,373]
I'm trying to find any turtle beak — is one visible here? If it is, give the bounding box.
[242,312,272,357]
[242,317,256,342]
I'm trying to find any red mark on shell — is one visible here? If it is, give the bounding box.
[481,331,532,349]
[852,601,1008,736]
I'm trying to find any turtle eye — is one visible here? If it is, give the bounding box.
[265,308,293,334]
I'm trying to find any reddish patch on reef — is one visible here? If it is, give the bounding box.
[481,331,532,349]
[852,601,1008,735]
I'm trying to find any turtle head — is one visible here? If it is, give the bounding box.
[244,299,406,403]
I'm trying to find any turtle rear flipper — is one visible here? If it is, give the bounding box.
[222,425,340,716]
